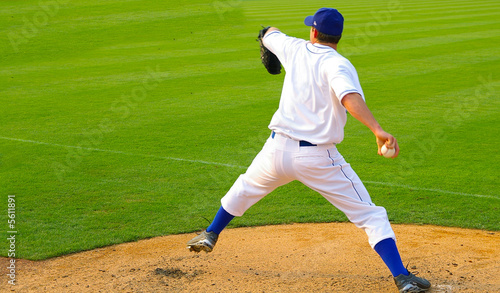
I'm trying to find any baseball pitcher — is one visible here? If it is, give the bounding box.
[187,8,431,293]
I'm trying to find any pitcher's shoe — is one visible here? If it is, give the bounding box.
[187,230,218,253]
[394,272,431,292]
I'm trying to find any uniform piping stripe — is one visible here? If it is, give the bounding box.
[340,160,365,202]
[327,149,364,202]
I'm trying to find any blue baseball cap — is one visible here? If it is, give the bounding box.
[304,8,344,36]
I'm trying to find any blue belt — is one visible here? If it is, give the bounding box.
[271,131,317,147]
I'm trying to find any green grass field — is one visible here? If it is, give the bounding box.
[1,0,499,260]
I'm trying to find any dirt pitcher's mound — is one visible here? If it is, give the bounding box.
[3,223,499,292]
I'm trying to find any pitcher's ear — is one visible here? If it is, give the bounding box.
[312,27,318,38]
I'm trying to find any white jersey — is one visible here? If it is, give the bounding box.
[263,31,364,145]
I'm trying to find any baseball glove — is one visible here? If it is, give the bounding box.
[257,26,282,75]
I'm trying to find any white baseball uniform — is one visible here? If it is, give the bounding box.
[221,31,395,248]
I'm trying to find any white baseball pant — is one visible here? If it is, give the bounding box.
[221,132,396,248]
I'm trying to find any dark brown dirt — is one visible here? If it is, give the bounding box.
[2,223,499,292]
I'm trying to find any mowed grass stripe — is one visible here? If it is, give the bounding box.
[381,78,499,119]
[1,46,249,73]
[342,10,500,26]
[359,58,498,101]
[244,0,500,21]
[1,44,257,78]
[4,9,212,28]
[367,20,498,38]
[3,58,258,94]
[395,0,498,9]
[243,0,499,17]
[244,2,498,17]
[2,70,259,112]
[374,0,498,11]
[341,29,499,57]
[357,50,498,84]
[0,1,214,20]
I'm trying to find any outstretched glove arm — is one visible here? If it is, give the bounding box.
[257,26,282,75]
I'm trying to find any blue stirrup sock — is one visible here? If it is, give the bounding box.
[374,238,409,277]
[206,206,235,235]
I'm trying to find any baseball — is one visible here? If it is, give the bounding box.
[381,145,395,158]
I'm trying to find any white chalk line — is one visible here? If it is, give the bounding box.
[0,136,244,169]
[364,181,498,200]
[1,136,498,200]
